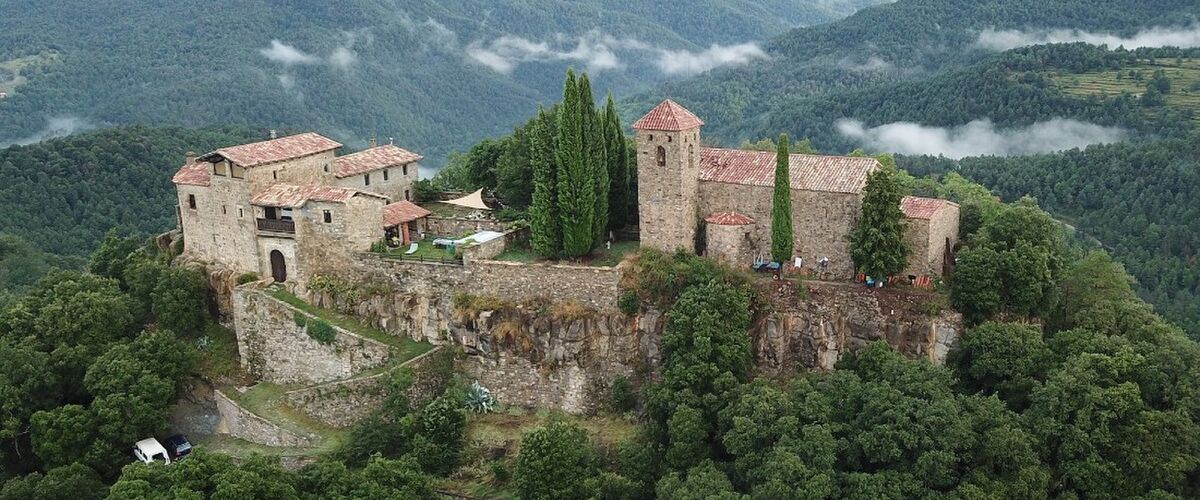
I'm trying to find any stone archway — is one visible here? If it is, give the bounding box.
[270,250,287,283]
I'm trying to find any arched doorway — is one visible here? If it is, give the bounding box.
[270,250,287,283]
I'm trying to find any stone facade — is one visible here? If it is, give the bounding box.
[705,223,755,267]
[214,389,314,447]
[232,286,391,384]
[636,126,702,252]
[177,176,259,275]
[902,203,960,279]
[334,162,418,204]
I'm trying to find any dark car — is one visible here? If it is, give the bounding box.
[162,434,192,462]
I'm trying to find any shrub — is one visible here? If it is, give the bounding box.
[236,272,259,285]
[370,239,388,253]
[618,290,639,316]
[610,376,636,413]
[490,461,511,485]
[307,319,336,344]
[293,311,308,327]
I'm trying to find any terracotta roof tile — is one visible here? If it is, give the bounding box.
[901,196,957,220]
[334,145,423,179]
[249,183,385,208]
[172,160,211,186]
[632,99,704,131]
[199,133,342,168]
[699,148,879,194]
[705,211,755,226]
[383,201,432,228]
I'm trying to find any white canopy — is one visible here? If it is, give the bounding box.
[444,188,491,211]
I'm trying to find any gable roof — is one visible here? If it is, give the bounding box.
[383,201,433,228]
[705,211,755,226]
[172,160,211,187]
[632,99,704,131]
[334,145,424,179]
[901,196,957,220]
[699,148,880,194]
[249,183,386,208]
[198,133,342,168]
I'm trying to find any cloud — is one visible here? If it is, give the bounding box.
[837,55,893,72]
[329,47,357,69]
[655,43,768,76]
[259,40,321,65]
[276,73,296,89]
[977,25,1200,51]
[465,32,636,74]
[2,116,93,147]
[836,118,1127,158]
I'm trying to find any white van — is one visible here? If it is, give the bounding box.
[133,438,171,465]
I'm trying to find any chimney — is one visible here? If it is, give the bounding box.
[389,137,394,145]
[270,129,277,139]
[369,135,377,148]
[185,151,197,164]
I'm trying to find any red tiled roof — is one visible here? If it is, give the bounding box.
[249,183,385,208]
[699,148,879,194]
[632,99,704,131]
[901,196,957,220]
[199,133,342,168]
[334,145,423,179]
[383,201,432,228]
[172,160,210,186]
[705,211,755,226]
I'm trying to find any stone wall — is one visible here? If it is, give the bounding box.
[283,346,446,428]
[177,174,259,275]
[333,160,418,205]
[424,216,508,238]
[233,286,392,384]
[705,223,755,267]
[636,127,702,252]
[461,227,529,265]
[214,389,314,447]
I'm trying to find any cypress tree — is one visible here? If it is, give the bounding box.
[529,107,560,257]
[771,134,794,263]
[578,74,609,246]
[850,164,910,281]
[603,93,629,231]
[557,70,595,258]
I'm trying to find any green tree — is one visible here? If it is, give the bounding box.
[556,70,596,258]
[0,463,107,500]
[529,107,561,258]
[496,121,534,208]
[770,134,794,263]
[515,419,592,500]
[850,165,909,280]
[604,93,631,231]
[578,74,609,246]
[151,266,208,335]
[87,232,142,286]
[948,321,1049,409]
[655,461,743,500]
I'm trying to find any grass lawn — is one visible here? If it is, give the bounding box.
[216,382,347,454]
[268,287,434,362]
[495,240,638,267]
[381,237,461,262]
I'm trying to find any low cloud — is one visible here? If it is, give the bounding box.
[2,116,93,147]
[656,43,769,76]
[465,32,638,74]
[329,47,357,69]
[977,25,1200,51]
[836,118,1127,158]
[259,40,321,65]
[837,55,893,72]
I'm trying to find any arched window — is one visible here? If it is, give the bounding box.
[656,146,666,167]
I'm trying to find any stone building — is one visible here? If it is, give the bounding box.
[634,99,958,280]
[173,132,421,284]
[900,196,960,279]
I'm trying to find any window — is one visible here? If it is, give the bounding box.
[656,146,666,167]
[365,174,371,186]
[404,189,411,201]
[323,164,330,173]
[238,207,244,218]
[187,194,196,210]
[649,134,654,141]
[222,205,227,215]
[231,164,245,179]
[403,164,408,176]
[214,161,228,177]
[383,169,389,181]
[323,210,332,223]
[667,135,672,142]
[272,170,278,180]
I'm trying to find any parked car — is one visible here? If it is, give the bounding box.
[132,434,192,465]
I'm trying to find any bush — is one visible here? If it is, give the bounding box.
[618,290,639,316]
[236,272,259,285]
[307,319,336,344]
[370,239,388,253]
[293,311,308,327]
[490,461,511,485]
[610,376,636,413]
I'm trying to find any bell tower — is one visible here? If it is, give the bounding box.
[632,99,704,252]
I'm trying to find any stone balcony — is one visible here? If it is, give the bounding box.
[256,218,295,235]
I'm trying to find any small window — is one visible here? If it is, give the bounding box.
[403,164,408,176]
[365,174,371,186]
[656,146,666,167]
[222,205,227,215]
[231,164,246,179]
[323,210,332,223]
[323,164,330,173]
[383,169,389,181]
[238,207,244,218]
[649,134,654,141]
[404,189,411,201]
[272,170,278,180]
[188,194,197,210]
[667,135,672,142]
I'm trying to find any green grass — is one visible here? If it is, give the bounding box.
[495,240,638,267]
[218,383,347,454]
[0,51,60,93]
[190,322,251,385]
[382,237,462,263]
[268,287,434,362]
[1050,58,1200,124]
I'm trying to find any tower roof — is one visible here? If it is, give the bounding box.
[632,99,704,131]
[197,132,342,168]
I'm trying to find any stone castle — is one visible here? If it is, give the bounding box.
[632,99,959,280]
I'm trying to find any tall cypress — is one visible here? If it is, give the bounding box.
[557,70,595,258]
[850,164,910,280]
[578,74,608,246]
[529,107,560,257]
[771,134,794,263]
[603,93,629,231]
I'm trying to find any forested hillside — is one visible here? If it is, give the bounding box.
[0,0,884,161]
[640,0,1200,146]
[0,126,261,257]
[900,136,1200,339]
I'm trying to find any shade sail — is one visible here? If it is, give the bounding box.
[443,188,491,210]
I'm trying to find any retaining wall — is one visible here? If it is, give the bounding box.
[213,389,314,447]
